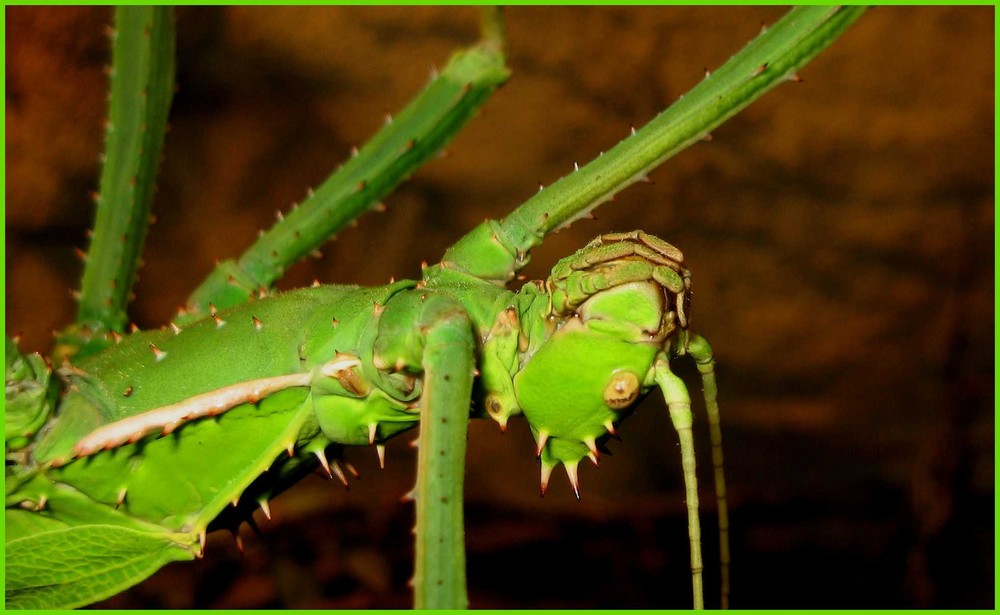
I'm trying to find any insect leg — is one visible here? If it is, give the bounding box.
[686,333,730,609]
[653,358,704,610]
[410,295,475,609]
[181,26,510,323]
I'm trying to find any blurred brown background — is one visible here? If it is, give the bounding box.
[5,6,994,609]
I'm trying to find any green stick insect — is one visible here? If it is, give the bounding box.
[5,6,866,610]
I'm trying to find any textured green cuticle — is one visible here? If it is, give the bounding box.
[5,337,59,450]
[59,7,175,358]
[458,7,868,271]
[181,23,511,323]
[5,6,870,610]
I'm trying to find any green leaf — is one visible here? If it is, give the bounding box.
[5,520,195,609]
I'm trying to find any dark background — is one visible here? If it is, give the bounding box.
[6,6,994,608]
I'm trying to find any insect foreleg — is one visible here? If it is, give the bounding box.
[653,357,705,610]
[409,293,475,609]
[685,333,730,609]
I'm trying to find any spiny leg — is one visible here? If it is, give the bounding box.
[433,8,868,289]
[412,296,475,609]
[653,358,704,610]
[687,333,730,609]
[180,16,510,323]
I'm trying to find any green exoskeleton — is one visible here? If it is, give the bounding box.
[8,228,728,610]
[6,5,867,610]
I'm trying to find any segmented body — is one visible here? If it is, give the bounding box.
[4,6,874,607]
[22,282,457,533]
[14,228,687,533]
[7,230,721,609]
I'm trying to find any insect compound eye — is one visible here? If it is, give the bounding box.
[603,371,640,410]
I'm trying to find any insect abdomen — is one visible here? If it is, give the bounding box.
[26,283,416,534]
